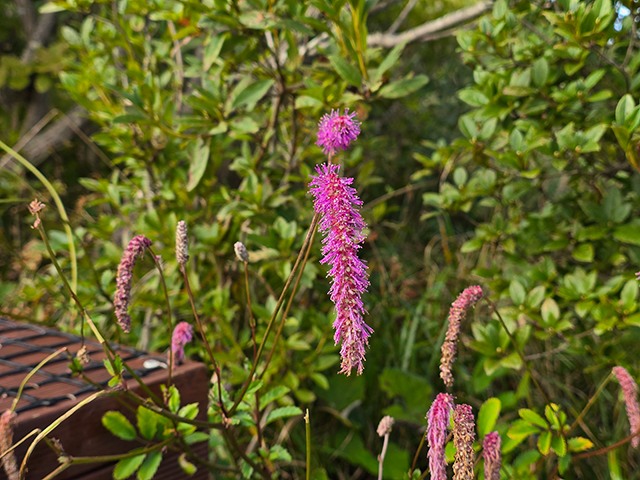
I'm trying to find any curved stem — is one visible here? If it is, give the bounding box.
[0,139,78,291]
[228,213,319,416]
[378,433,390,480]
[567,372,613,435]
[305,409,311,480]
[11,348,66,413]
[409,430,427,477]
[147,246,173,388]
[244,261,258,361]
[574,428,640,459]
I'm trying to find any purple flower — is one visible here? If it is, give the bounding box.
[316,109,361,156]
[613,366,640,448]
[0,410,18,480]
[309,163,371,376]
[453,404,476,480]
[172,321,194,364]
[427,393,454,480]
[114,235,152,332]
[440,285,483,387]
[483,431,501,480]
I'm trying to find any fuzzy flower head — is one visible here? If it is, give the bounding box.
[613,366,640,448]
[426,393,454,480]
[176,221,189,267]
[453,404,476,480]
[377,415,395,437]
[309,163,371,376]
[440,285,483,387]
[0,410,18,480]
[483,431,502,480]
[234,241,250,263]
[316,109,361,156]
[114,235,152,332]
[172,322,194,364]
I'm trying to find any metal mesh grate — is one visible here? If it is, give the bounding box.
[0,317,167,414]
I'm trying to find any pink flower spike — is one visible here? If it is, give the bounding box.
[114,235,152,333]
[426,393,454,480]
[172,322,194,364]
[440,285,483,387]
[316,109,361,156]
[453,404,476,480]
[0,410,18,480]
[309,163,371,375]
[483,431,502,480]
[613,366,640,448]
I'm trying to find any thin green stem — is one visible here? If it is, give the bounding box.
[65,437,173,464]
[11,348,66,413]
[305,409,311,480]
[409,430,427,477]
[567,372,613,435]
[224,429,270,480]
[181,266,226,414]
[41,461,71,480]
[244,261,258,362]
[0,139,78,291]
[260,216,318,380]
[147,246,173,388]
[228,213,319,416]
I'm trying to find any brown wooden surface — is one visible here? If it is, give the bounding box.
[0,319,210,480]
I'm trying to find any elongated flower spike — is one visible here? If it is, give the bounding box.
[453,404,476,480]
[0,410,18,480]
[613,366,640,448]
[176,221,189,267]
[426,393,454,480]
[316,108,361,156]
[377,415,395,437]
[309,163,371,375]
[440,285,483,387]
[114,235,152,332]
[172,321,194,365]
[483,431,502,480]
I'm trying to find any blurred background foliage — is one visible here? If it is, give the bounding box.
[3,0,640,478]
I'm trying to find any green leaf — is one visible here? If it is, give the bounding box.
[102,411,137,441]
[551,435,567,457]
[260,386,291,410]
[458,88,489,107]
[532,57,549,87]
[114,454,146,479]
[231,79,275,110]
[613,223,640,246]
[572,243,594,263]
[568,436,594,452]
[137,452,162,480]
[178,403,199,421]
[264,406,303,425]
[372,42,406,84]
[540,298,560,326]
[477,398,501,438]
[509,280,526,306]
[519,409,548,428]
[328,55,362,87]
[379,75,429,99]
[178,453,197,475]
[187,138,211,192]
[527,285,546,309]
[507,420,541,439]
[167,385,181,413]
[136,407,157,441]
[616,94,635,125]
[538,431,552,455]
[621,279,638,311]
[204,33,226,71]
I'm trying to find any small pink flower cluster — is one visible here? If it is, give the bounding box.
[613,366,640,448]
[114,235,152,332]
[172,321,194,364]
[483,431,502,480]
[440,285,483,387]
[316,109,361,156]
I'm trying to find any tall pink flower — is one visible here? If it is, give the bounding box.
[440,285,483,387]
[172,322,194,364]
[427,393,454,480]
[114,235,152,332]
[309,163,371,375]
[316,109,361,156]
[453,404,475,480]
[613,366,640,448]
[483,431,501,480]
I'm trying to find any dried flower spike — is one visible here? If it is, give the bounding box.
[613,366,640,448]
[114,235,152,332]
[316,109,361,156]
[309,163,371,376]
[28,199,45,229]
[427,393,454,480]
[453,404,476,480]
[440,285,483,387]
[234,241,250,262]
[377,415,395,437]
[0,410,18,480]
[172,321,194,364]
[483,431,501,480]
[176,221,189,267]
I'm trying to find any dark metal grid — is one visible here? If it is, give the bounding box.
[0,318,166,414]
